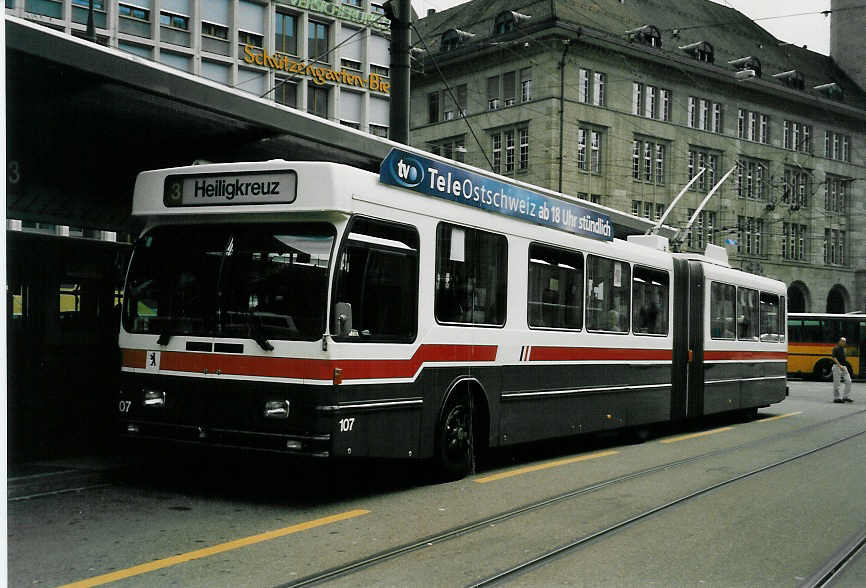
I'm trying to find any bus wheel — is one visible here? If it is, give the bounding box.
[814,359,834,382]
[436,391,474,481]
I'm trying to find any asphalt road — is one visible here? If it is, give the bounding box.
[7,380,866,587]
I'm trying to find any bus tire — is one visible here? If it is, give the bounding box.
[814,359,834,382]
[435,389,474,481]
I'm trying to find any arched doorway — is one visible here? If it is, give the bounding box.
[826,285,849,313]
[787,281,809,312]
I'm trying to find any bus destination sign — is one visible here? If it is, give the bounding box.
[163,171,298,207]
[379,149,613,241]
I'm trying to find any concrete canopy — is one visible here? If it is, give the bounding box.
[5,17,391,233]
[6,16,664,239]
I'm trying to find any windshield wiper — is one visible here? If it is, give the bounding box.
[246,312,274,351]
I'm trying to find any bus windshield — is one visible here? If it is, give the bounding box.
[123,223,335,342]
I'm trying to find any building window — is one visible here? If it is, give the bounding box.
[428,91,439,124]
[632,83,669,120]
[492,133,501,173]
[307,85,329,118]
[341,58,362,73]
[371,3,385,15]
[505,129,515,173]
[275,11,298,55]
[308,21,329,62]
[784,120,812,153]
[370,64,389,78]
[369,124,389,138]
[687,210,716,250]
[736,158,767,200]
[202,21,228,40]
[688,96,722,132]
[737,216,764,256]
[578,126,603,174]
[275,78,297,108]
[632,139,666,185]
[160,12,189,30]
[239,30,263,48]
[439,85,467,121]
[782,223,808,261]
[520,67,532,102]
[824,229,846,266]
[824,130,851,161]
[502,71,516,107]
[518,128,529,171]
[490,126,528,174]
[737,108,769,143]
[782,167,811,209]
[119,3,149,21]
[579,68,606,106]
[824,176,851,214]
[487,75,500,110]
[632,200,664,221]
[688,148,718,192]
[430,137,466,163]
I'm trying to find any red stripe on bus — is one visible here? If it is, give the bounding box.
[529,347,673,361]
[122,349,147,369]
[121,344,497,380]
[703,351,787,361]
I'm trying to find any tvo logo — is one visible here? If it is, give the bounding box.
[393,157,424,187]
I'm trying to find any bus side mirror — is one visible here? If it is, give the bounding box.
[334,302,353,337]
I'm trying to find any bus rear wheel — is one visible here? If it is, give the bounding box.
[436,391,474,481]
[814,359,834,382]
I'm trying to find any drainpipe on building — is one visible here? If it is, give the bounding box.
[385,0,412,144]
[558,40,571,193]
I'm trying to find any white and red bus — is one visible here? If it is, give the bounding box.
[118,150,787,479]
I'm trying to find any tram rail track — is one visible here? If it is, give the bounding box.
[279,409,866,588]
[800,526,866,588]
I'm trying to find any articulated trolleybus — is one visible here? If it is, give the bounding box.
[119,150,787,479]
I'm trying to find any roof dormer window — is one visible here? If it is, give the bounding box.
[494,10,531,35]
[441,28,475,52]
[679,41,714,63]
[626,25,661,48]
[728,56,761,78]
[773,69,805,90]
[814,82,843,101]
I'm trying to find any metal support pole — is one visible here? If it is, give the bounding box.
[386,0,411,144]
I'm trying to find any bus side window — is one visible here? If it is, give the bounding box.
[759,292,780,342]
[737,287,759,341]
[332,218,419,342]
[586,255,630,333]
[435,223,507,326]
[527,243,583,330]
[632,266,669,336]
[710,282,735,339]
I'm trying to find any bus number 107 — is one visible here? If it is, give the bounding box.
[339,418,355,432]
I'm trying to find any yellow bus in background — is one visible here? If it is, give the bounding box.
[787,313,865,380]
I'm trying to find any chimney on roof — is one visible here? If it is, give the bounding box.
[831,0,866,91]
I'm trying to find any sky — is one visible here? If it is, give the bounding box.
[410,0,833,55]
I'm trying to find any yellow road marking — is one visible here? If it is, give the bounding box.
[474,450,619,484]
[58,509,370,588]
[660,426,734,444]
[759,411,803,423]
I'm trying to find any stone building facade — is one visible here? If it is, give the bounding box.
[410,0,866,313]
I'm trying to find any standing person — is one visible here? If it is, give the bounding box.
[831,337,853,403]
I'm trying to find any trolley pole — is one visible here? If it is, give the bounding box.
[385,0,411,144]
